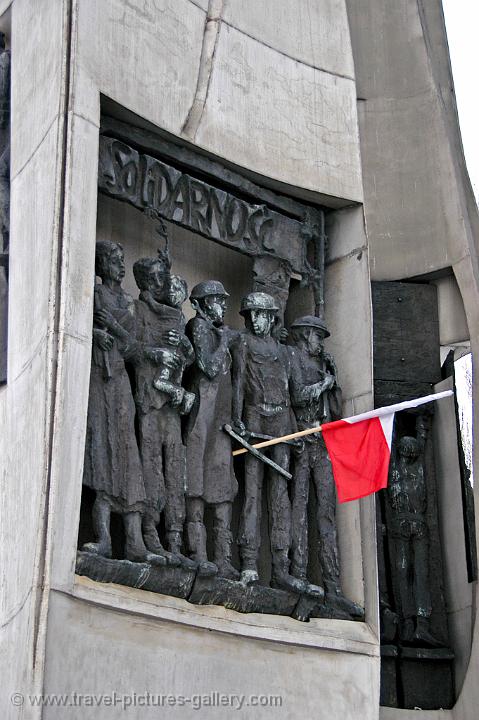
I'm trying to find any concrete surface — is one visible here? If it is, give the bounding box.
[2,0,479,719]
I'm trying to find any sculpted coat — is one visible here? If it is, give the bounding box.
[184,315,238,505]
[83,282,145,513]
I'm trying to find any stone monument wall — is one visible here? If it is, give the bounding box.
[1,1,478,719]
[0,2,379,719]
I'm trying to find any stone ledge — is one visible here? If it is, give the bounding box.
[66,574,380,657]
[76,551,365,624]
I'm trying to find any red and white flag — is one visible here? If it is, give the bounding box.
[321,391,453,503]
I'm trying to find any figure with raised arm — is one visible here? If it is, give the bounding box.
[133,257,196,570]
[387,414,442,647]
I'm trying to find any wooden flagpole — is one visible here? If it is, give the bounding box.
[232,424,323,456]
[231,390,454,457]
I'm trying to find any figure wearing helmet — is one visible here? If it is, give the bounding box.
[183,280,240,578]
[231,292,306,594]
[289,315,362,618]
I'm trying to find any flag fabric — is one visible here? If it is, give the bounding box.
[321,414,394,503]
[320,391,453,503]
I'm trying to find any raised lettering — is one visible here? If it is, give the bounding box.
[170,175,191,225]
[190,179,211,234]
[225,197,248,244]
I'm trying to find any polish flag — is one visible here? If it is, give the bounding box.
[321,391,453,503]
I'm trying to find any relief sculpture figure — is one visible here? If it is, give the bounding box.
[184,281,239,578]
[231,292,305,593]
[289,315,362,617]
[82,241,161,564]
[132,256,196,570]
[386,415,442,647]
[0,32,10,254]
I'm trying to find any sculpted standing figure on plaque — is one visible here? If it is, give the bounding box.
[231,292,305,593]
[289,316,361,617]
[184,281,239,578]
[387,415,442,646]
[133,257,196,570]
[0,32,10,254]
[82,241,161,564]
[0,33,9,384]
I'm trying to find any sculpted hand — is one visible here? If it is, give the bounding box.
[146,348,181,369]
[232,419,247,437]
[309,382,325,400]
[164,329,180,347]
[170,386,185,408]
[93,328,113,351]
[94,309,116,329]
[292,439,305,456]
[322,374,335,391]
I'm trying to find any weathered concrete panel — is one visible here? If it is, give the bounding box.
[58,114,99,341]
[10,0,64,178]
[346,0,476,281]
[74,0,363,202]
[434,379,473,695]
[0,342,47,618]
[434,275,469,346]
[326,205,367,265]
[324,213,373,612]
[325,256,372,403]
[356,94,458,280]
[8,124,58,378]
[347,1,429,101]
[0,5,67,719]
[195,23,362,203]
[223,0,355,79]
[43,591,379,720]
[0,599,35,713]
[77,0,206,137]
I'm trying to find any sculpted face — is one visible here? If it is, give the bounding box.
[398,437,419,460]
[147,261,169,302]
[168,275,188,309]
[204,294,227,325]
[305,328,326,356]
[292,327,326,356]
[105,246,125,284]
[250,309,275,337]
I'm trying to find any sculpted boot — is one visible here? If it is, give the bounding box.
[290,563,324,602]
[239,550,259,585]
[166,531,198,571]
[213,503,240,580]
[142,516,180,567]
[213,529,240,581]
[82,497,112,558]
[271,552,307,595]
[124,512,167,566]
[413,616,443,648]
[325,581,364,619]
[186,521,217,576]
